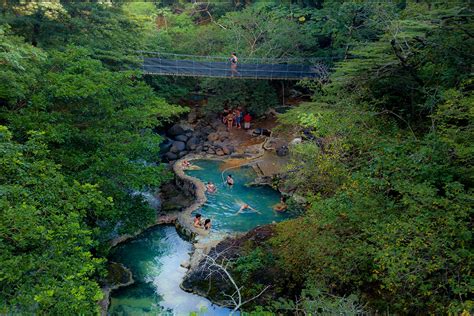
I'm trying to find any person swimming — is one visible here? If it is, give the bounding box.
[206,181,217,193]
[204,218,212,230]
[193,213,202,228]
[226,174,234,186]
[235,203,261,215]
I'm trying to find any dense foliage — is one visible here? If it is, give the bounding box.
[0,126,107,314]
[227,1,473,314]
[0,0,472,314]
[0,1,185,313]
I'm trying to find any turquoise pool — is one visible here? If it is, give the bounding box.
[108,226,231,315]
[186,160,292,232]
[109,160,290,315]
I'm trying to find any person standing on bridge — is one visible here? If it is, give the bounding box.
[230,52,238,77]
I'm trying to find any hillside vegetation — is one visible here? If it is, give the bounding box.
[0,1,472,314]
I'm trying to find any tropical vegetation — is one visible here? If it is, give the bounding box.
[0,0,472,314]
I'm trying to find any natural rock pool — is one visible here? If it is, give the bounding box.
[108,226,230,315]
[109,159,291,315]
[186,160,292,232]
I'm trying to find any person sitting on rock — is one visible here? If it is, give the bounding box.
[182,160,191,168]
[193,213,203,228]
[206,181,217,193]
[235,203,261,215]
[204,218,212,230]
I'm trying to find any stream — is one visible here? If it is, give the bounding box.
[108,160,291,315]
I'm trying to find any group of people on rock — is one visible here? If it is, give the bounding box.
[222,108,252,131]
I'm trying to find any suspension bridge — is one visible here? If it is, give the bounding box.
[140,52,330,80]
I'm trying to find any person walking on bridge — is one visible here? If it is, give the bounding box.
[230,52,239,77]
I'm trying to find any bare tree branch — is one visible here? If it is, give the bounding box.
[196,246,271,314]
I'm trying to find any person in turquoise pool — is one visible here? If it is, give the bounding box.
[226,174,234,187]
[235,202,261,215]
[204,218,212,230]
[206,181,217,193]
[193,213,203,228]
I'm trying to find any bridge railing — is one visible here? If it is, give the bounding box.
[137,51,333,80]
[137,51,334,65]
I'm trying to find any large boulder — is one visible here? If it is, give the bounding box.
[186,137,200,151]
[207,148,216,154]
[168,123,194,136]
[276,145,289,157]
[174,135,188,142]
[170,141,186,153]
[159,137,173,153]
[167,124,185,137]
[212,140,224,149]
[218,131,229,141]
[200,126,214,135]
[215,148,225,156]
[253,128,271,137]
[222,145,234,155]
[178,151,189,158]
[208,132,219,142]
[289,137,302,146]
[164,152,178,161]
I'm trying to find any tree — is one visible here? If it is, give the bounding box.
[225,2,473,314]
[7,0,69,46]
[199,251,271,314]
[200,78,278,117]
[3,46,186,235]
[0,25,45,108]
[0,126,110,314]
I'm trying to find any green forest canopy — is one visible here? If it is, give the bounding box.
[0,0,472,314]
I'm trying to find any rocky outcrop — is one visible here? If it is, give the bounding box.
[165,151,178,161]
[175,134,188,142]
[99,262,134,316]
[162,119,244,163]
[172,154,212,238]
[181,225,276,305]
[170,141,186,153]
[207,132,219,142]
[276,145,289,156]
[109,214,178,248]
